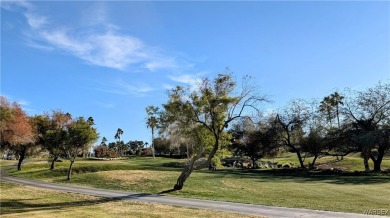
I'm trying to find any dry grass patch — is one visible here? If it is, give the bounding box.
[96,170,173,185]
[0,181,263,218]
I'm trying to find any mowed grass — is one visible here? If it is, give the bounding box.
[0,181,260,218]
[4,156,390,215]
[0,160,18,169]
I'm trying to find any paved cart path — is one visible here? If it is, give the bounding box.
[1,165,386,218]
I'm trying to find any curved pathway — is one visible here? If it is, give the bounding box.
[0,165,386,218]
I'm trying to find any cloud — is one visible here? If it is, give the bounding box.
[17,99,30,106]
[168,73,203,90]
[92,80,155,97]
[163,84,175,90]
[95,102,115,109]
[4,1,182,72]
[24,12,47,29]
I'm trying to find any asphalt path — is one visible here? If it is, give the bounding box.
[1,164,387,218]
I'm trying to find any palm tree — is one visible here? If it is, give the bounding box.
[100,137,107,147]
[330,92,344,129]
[146,106,159,158]
[114,128,124,156]
[319,96,333,127]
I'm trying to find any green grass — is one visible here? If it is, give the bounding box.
[4,155,390,215]
[0,181,259,218]
[0,160,18,169]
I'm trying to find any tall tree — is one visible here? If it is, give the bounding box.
[65,117,99,180]
[319,96,334,128]
[146,106,160,158]
[330,92,344,129]
[162,73,267,190]
[100,137,108,146]
[114,128,123,156]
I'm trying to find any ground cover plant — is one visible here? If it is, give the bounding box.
[4,156,390,215]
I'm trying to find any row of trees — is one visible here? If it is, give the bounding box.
[0,98,99,180]
[147,72,390,190]
[94,135,147,158]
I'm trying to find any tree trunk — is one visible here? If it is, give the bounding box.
[174,133,219,190]
[336,106,340,129]
[311,155,318,168]
[296,150,305,168]
[251,157,256,169]
[152,128,155,158]
[186,144,190,160]
[50,155,58,170]
[17,147,27,171]
[371,146,385,172]
[174,147,204,190]
[67,158,75,180]
[363,156,370,172]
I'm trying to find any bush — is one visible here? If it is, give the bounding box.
[94,146,108,158]
[211,156,223,170]
[141,148,152,156]
[108,150,117,158]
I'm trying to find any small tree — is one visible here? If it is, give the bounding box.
[276,99,310,168]
[231,118,279,168]
[0,97,36,171]
[343,82,390,172]
[65,117,98,180]
[42,111,73,170]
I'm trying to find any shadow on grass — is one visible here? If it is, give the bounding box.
[158,189,177,194]
[203,168,390,185]
[0,198,115,215]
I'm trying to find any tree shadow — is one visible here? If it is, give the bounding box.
[158,189,177,194]
[0,198,114,215]
[201,168,390,185]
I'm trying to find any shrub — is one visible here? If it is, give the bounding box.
[94,146,108,158]
[211,156,223,169]
[108,150,117,158]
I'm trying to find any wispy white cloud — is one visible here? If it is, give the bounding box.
[116,80,154,94]
[162,83,175,90]
[17,99,30,106]
[24,39,54,51]
[95,102,115,109]
[168,73,204,90]
[24,12,47,29]
[91,80,155,97]
[1,93,34,113]
[4,1,183,72]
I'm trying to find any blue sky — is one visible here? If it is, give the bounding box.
[1,1,389,145]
